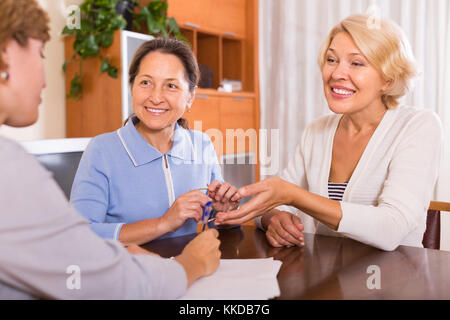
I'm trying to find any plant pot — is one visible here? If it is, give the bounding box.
[115,0,136,31]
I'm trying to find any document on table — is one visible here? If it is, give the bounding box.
[180,258,282,300]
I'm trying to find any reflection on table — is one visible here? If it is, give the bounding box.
[142,225,450,299]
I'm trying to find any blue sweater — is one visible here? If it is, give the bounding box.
[70,118,223,240]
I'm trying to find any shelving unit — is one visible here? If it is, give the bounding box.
[167,0,260,174]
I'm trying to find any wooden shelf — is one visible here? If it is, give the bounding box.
[197,31,221,89]
[167,0,260,181]
[167,0,247,38]
[196,88,255,98]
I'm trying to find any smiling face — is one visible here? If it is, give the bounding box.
[1,38,46,127]
[131,51,194,136]
[321,32,389,115]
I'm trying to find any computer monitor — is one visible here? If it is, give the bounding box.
[21,140,255,204]
[21,138,91,200]
[220,152,256,205]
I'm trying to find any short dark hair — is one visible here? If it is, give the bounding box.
[127,38,199,129]
[0,0,50,72]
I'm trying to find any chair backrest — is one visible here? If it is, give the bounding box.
[423,201,450,250]
[21,138,91,200]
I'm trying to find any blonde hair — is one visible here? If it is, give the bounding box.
[0,0,50,72]
[318,14,418,109]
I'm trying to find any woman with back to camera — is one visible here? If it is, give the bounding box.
[215,14,443,251]
[70,38,241,245]
[0,0,220,299]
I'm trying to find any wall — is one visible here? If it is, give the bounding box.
[0,0,82,141]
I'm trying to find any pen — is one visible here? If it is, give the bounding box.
[193,188,209,192]
[201,201,214,232]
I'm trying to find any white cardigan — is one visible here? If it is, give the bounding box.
[257,105,443,251]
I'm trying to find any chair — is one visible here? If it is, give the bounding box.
[422,201,450,249]
[21,138,91,200]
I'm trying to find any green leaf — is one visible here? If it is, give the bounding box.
[81,35,99,57]
[167,17,180,34]
[68,74,82,99]
[97,31,114,48]
[139,6,151,20]
[100,58,109,73]
[176,33,188,43]
[95,9,108,26]
[80,18,93,34]
[62,61,69,73]
[149,1,168,16]
[111,15,127,30]
[61,25,75,36]
[147,18,162,34]
[107,66,118,78]
[133,20,142,31]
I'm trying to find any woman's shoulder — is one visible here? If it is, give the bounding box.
[395,104,440,122]
[184,128,214,145]
[0,137,48,178]
[85,131,120,151]
[0,136,29,160]
[393,105,442,132]
[79,131,122,164]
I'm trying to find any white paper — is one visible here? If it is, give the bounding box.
[180,258,282,300]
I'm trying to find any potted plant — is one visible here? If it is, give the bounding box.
[62,0,184,100]
[115,0,137,31]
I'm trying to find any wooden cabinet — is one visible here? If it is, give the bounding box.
[183,94,220,132]
[183,92,257,156]
[220,96,256,155]
[167,0,260,164]
[167,0,246,37]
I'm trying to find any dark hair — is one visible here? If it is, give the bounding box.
[0,0,50,72]
[125,38,200,129]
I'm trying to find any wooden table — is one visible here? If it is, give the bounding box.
[143,225,450,300]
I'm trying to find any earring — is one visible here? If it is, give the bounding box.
[187,106,191,113]
[0,71,9,81]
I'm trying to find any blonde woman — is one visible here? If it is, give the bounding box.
[215,14,443,251]
[0,0,220,299]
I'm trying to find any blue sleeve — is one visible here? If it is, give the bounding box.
[70,138,124,240]
[201,134,223,184]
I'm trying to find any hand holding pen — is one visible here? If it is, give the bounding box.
[195,180,242,230]
[159,190,212,234]
[207,180,242,215]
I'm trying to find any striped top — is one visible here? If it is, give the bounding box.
[328,181,348,201]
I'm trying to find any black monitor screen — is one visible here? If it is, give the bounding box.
[35,151,84,200]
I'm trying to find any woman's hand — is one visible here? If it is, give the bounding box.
[214,177,295,225]
[262,210,304,248]
[208,180,241,213]
[159,190,212,233]
[174,229,221,287]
